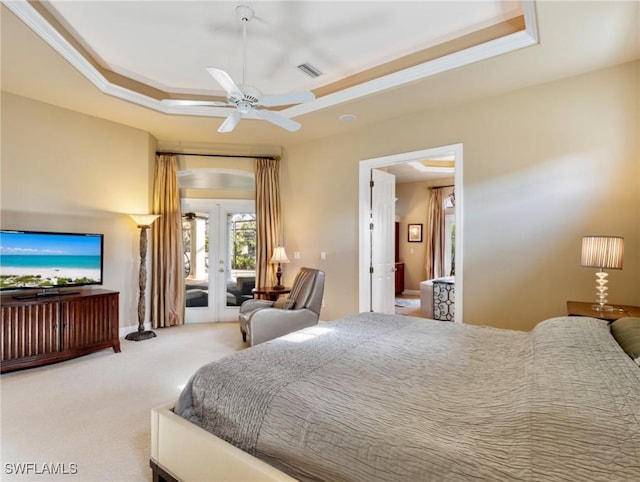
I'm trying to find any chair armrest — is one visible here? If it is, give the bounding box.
[249,309,319,345]
[239,299,274,314]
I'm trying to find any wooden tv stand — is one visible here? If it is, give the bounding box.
[1,288,120,373]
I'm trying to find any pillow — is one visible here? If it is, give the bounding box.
[610,317,640,366]
[273,297,295,310]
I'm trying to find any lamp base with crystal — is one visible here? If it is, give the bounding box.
[591,269,612,312]
[125,329,157,341]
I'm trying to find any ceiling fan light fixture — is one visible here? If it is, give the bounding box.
[237,101,253,114]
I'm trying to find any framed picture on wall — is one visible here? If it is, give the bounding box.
[408,223,423,243]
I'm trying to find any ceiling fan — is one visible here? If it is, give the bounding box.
[163,5,315,133]
[182,212,207,221]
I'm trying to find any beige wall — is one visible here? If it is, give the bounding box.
[396,181,429,291]
[282,60,640,330]
[1,92,156,331]
[2,61,638,332]
[395,181,454,292]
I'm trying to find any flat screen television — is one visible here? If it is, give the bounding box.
[0,230,104,294]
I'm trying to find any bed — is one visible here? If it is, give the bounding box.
[151,313,640,482]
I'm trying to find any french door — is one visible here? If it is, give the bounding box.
[181,199,256,323]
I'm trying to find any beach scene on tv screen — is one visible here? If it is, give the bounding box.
[0,232,102,289]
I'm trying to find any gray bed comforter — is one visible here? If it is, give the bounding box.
[175,313,640,481]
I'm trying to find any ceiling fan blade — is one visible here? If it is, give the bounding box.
[206,67,244,99]
[255,109,301,132]
[218,111,243,133]
[161,99,228,107]
[259,90,315,107]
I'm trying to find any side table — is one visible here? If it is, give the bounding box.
[566,301,640,322]
[433,279,455,321]
[252,286,291,301]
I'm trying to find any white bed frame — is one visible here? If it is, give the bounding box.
[151,402,298,482]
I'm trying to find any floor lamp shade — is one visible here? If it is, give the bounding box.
[581,235,624,311]
[129,214,160,227]
[126,214,160,341]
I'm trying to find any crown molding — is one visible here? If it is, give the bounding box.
[4,0,538,121]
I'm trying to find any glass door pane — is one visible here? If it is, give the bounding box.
[183,212,209,309]
[219,207,256,321]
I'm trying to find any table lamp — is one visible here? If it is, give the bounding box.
[270,246,289,290]
[581,235,624,311]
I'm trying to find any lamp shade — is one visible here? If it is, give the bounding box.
[581,236,624,269]
[270,246,290,264]
[129,214,160,227]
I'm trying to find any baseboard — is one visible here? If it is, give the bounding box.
[402,290,420,296]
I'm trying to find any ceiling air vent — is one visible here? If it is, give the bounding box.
[297,63,323,78]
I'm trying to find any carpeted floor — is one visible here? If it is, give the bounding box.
[2,310,436,481]
[0,322,245,482]
[395,296,427,318]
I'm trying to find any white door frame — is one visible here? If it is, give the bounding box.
[358,143,464,323]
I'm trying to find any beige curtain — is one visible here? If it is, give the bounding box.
[151,153,185,328]
[255,158,282,288]
[424,187,445,280]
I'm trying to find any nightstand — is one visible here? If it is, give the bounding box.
[566,301,640,322]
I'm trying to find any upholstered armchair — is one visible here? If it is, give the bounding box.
[226,276,255,306]
[239,267,325,346]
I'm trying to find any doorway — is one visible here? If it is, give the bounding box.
[358,143,464,322]
[181,199,256,323]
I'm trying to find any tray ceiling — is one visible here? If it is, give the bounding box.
[5,1,534,119]
[2,1,638,149]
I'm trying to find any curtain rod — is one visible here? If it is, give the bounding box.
[432,184,454,189]
[156,151,278,160]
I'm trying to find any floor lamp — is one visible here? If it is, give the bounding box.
[581,235,624,311]
[126,214,160,341]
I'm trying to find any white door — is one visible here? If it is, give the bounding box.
[370,169,396,313]
[182,199,256,323]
